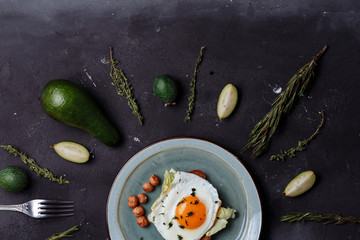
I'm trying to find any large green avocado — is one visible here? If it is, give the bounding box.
[41,79,121,146]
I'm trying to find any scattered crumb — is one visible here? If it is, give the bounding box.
[100,57,107,64]
[272,85,282,94]
[83,69,97,87]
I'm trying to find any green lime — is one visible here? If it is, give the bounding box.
[0,166,30,192]
[153,75,178,105]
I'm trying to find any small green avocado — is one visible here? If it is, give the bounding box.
[0,166,29,192]
[153,75,178,106]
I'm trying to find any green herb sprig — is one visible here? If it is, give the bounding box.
[241,45,328,158]
[1,145,70,184]
[270,110,325,161]
[281,212,360,224]
[184,46,205,122]
[109,47,144,126]
[45,225,79,240]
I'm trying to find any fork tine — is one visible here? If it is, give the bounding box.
[39,204,75,209]
[39,208,74,214]
[40,212,75,218]
[39,200,75,204]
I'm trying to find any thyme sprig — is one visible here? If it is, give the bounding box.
[281,212,360,224]
[1,145,70,184]
[270,110,325,161]
[109,47,144,126]
[45,225,80,240]
[241,45,328,158]
[184,46,205,122]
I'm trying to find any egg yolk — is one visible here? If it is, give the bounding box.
[175,196,206,229]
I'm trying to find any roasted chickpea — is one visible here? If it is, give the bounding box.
[138,193,148,204]
[133,206,145,217]
[137,216,149,228]
[142,182,154,192]
[128,195,139,208]
[149,174,160,186]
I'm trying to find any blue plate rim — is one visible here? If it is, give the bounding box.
[106,137,262,240]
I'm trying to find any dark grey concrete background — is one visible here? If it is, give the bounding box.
[1,0,360,239]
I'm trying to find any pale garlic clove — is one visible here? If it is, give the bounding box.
[217,84,238,119]
[284,170,316,197]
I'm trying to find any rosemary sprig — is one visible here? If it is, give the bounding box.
[184,46,205,122]
[1,145,70,184]
[270,110,325,161]
[45,225,80,240]
[241,45,328,158]
[108,47,144,126]
[281,212,360,224]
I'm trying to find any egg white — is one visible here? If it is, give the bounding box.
[148,171,222,240]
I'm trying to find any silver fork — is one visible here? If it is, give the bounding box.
[0,199,75,218]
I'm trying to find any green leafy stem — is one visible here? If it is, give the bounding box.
[241,45,328,158]
[109,47,144,126]
[1,145,70,184]
[45,225,80,240]
[184,46,206,122]
[270,110,325,161]
[281,212,360,224]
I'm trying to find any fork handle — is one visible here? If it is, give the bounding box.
[0,204,22,212]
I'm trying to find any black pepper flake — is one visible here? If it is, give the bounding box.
[177,198,186,206]
[187,211,194,217]
[191,200,199,205]
[179,225,185,229]
[178,235,183,240]
[173,216,179,220]
[185,219,188,226]
[168,222,173,229]
[191,188,196,196]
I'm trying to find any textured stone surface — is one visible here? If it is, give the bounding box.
[0,0,359,239]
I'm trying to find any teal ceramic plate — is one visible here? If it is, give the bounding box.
[107,138,262,240]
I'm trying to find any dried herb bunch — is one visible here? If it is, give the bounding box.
[46,225,80,240]
[270,110,325,161]
[1,145,70,184]
[281,212,360,224]
[109,47,144,126]
[241,45,328,158]
[184,46,206,122]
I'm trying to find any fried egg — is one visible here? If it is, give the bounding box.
[148,171,222,240]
